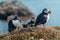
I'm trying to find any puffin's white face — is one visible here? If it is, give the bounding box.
[44,9,51,14]
[43,9,51,21]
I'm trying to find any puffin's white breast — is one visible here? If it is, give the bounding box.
[47,15,49,21]
[44,14,49,21]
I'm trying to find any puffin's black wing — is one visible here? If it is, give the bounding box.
[35,13,42,25]
[35,13,47,26]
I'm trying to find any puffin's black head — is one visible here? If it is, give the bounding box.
[42,8,51,14]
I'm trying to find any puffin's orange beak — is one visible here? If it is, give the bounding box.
[48,11,51,14]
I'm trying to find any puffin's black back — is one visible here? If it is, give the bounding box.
[35,12,48,26]
[8,20,16,32]
[8,16,17,32]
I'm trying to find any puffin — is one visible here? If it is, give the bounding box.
[24,17,36,27]
[8,8,33,32]
[35,8,51,26]
[8,16,23,32]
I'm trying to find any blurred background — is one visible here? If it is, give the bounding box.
[0,0,60,33]
[0,0,60,26]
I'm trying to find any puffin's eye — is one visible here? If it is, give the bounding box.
[44,10,47,13]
